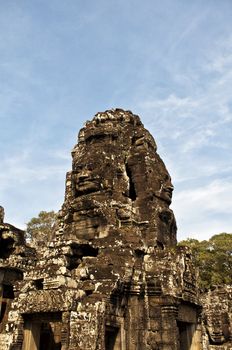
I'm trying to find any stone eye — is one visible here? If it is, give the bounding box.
[159,210,172,223]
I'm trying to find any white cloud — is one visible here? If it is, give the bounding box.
[205,35,232,73]
[173,179,232,240]
[0,149,68,191]
[174,179,232,212]
[138,33,232,132]
[141,94,198,111]
[138,60,232,154]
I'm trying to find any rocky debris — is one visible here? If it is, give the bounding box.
[0,109,230,350]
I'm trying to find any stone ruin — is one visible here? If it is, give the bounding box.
[0,109,231,349]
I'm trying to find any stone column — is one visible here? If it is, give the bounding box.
[61,311,70,350]
[161,304,179,350]
[124,280,146,350]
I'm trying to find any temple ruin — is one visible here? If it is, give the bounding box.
[0,109,231,349]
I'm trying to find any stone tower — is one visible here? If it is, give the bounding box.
[0,110,202,350]
[60,109,177,248]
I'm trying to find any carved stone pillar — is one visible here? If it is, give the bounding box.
[161,304,179,350]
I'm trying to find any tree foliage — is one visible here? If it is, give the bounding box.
[26,211,58,243]
[179,233,232,290]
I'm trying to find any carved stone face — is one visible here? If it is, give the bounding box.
[62,109,177,246]
[73,163,100,196]
[154,173,174,205]
[205,311,230,344]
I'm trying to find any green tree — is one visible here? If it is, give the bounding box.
[178,233,232,290]
[26,211,58,244]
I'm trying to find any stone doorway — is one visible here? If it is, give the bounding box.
[177,303,201,350]
[105,325,121,350]
[0,284,14,332]
[177,321,196,350]
[23,312,62,350]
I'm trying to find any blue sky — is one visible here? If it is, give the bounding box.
[1,0,232,241]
